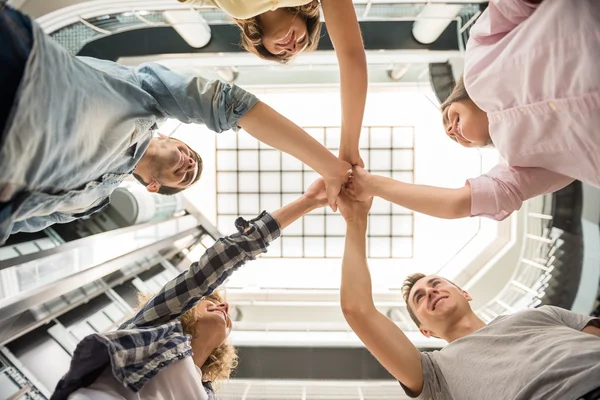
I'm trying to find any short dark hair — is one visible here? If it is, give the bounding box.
[234,1,322,64]
[133,144,203,195]
[401,273,462,328]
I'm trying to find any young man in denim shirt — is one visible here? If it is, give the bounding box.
[0,3,351,244]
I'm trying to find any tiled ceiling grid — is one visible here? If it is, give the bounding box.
[216,126,414,258]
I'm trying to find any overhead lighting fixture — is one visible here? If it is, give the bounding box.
[163,10,211,48]
[412,4,463,44]
[387,65,409,81]
[216,66,239,83]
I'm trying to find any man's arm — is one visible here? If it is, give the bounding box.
[338,195,424,394]
[582,324,600,338]
[238,102,351,211]
[120,179,328,330]
[135,63,350,211]
[321,0,367,167]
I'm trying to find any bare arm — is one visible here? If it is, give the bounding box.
[582,324,600,338]
[238,101,351,210]
[347,168,471,219]
[339,196,424,393]
[321,0,368,166]
[348,164,574,221]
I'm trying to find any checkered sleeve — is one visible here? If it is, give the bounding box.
[119,211,281,329]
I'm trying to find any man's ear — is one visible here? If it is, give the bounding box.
[157,132,168,140]
[146,180,160,193]
[419,327,433,338]
[462,290,473,302]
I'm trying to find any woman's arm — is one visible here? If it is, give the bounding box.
[120,179,329,329]
[347,164,574,221]
[321,0,368,167]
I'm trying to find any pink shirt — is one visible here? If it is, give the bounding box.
[464,0,600,220]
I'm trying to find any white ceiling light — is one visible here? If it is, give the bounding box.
[163,10,211,48]
[216,66,239,83]
[387,64,410,81]
[412,4,463,44]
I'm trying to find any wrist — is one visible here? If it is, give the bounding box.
[298,195,320,213]
[345,216,368,230]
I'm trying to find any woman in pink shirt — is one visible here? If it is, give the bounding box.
[347,0,600,221]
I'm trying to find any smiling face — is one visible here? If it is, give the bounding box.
[442,99,491,148]
[407,275,473,338]
[148,136,200,190]
[191,298,233,345]
[258,8,310,58]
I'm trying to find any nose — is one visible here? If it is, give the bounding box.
[185,154,195,172]
[427,288,439,308]
[218,302,229,314]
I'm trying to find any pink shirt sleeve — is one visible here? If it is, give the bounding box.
[468,0,540,43]
[467,164,574,221]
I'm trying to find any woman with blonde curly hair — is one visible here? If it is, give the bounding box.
[179,0,368,168]
[52,178,331,400]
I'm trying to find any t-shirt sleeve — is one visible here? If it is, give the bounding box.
[399,352,452,400]
[542,305,600,331]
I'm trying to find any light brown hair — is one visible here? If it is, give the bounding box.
[137,291,238,383]
[440,76,470,128]
[233,1,322,64]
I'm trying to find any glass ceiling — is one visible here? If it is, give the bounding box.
[167,85,499,288]
[215,126,414,259]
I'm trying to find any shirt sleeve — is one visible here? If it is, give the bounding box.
[467,164,574,221]
[468,0,540,44]
[399,352,452,400]
[135,62,259,133]
[119,211,281,330]
[543,306,600,331]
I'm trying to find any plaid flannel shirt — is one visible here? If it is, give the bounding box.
[50,211,281,400]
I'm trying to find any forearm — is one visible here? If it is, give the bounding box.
[339,57,368,153]
[272,196,321,230]
[371,175,471,219]
[340,218,374,311]
[238,101,340,178]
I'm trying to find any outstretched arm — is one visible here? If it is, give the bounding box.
[338,194,424,394]
[321,0,368,167]
[121,179,329,330]
[238,102,351,211]
[347,164,574,221]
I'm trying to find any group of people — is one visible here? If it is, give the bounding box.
[1,0,599,399]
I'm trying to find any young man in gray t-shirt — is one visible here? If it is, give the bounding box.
[336,194,600,400]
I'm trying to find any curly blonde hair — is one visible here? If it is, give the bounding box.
[233,1,322,63]
[136,291,238,383]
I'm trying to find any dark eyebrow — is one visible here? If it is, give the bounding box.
[411,278,440,304]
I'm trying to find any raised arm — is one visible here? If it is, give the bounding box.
[338,194,423,394]
[120,178,329,330]
[347,164,574,221]
[321,0,367,167]
[238,102,351,211]
[134,62,351,210]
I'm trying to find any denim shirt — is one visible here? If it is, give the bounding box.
[50,211,281,400]
[0,14,258,243]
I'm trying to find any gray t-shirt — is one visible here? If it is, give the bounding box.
[404,306,600,400]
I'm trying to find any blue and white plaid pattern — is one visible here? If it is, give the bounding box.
[50,211,281,400]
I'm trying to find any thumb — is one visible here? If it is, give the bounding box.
[326,183,340,212]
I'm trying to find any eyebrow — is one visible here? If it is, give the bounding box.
[411,277,440,305]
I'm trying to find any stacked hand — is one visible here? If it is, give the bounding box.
[308,158,373,220]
